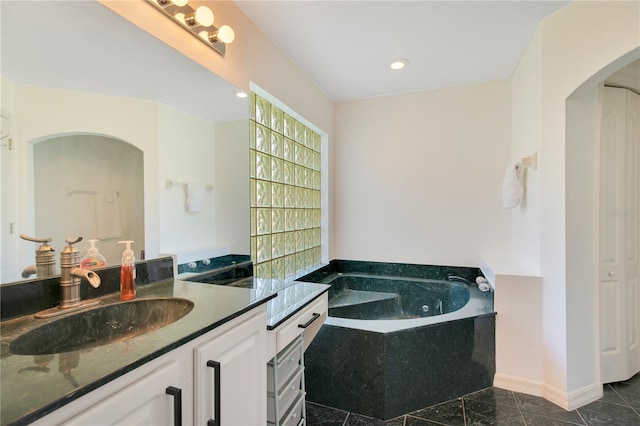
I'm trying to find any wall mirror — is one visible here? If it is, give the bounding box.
[0,0,250,284]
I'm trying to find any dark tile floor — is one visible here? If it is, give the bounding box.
[306,373,640,426]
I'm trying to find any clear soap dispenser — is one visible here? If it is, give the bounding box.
[118,240,136,301]
[80,239,107,270]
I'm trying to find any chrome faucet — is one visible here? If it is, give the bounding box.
[35,237,102,318]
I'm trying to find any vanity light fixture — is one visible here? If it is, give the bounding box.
[147,0,235,56]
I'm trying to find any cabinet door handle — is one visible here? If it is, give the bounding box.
[165,386,182,426]
[298,312,321,329]
[206,360,221,426]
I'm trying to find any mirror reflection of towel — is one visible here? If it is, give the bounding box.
[185,183,205,213]
[96,191,122,239]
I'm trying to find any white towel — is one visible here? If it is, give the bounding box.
[96,190,123,239]
[185,182,205,213]
[502,163,524,209]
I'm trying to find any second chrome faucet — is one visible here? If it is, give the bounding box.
[35,237,102,319]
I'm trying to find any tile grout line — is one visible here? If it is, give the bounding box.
[574,407,588,426]
[404,415,450,426]
[342,412,350,426]
[461,397,468,426]
[607,383,633,408]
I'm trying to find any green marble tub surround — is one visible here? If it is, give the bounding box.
[0,279,276,426]
[300,259,485,285]
[299,259,496,420]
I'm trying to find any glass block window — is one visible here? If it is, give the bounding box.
[250,93,322,279]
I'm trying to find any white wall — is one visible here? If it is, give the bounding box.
[333,80,511,266]
[214,119,250,254]
[511,0,640,409]
[565,84,601,395]
[157,104,218,255]
[510,30,542,273]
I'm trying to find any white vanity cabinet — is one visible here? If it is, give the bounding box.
[60,358,190,426]
[31,305,267,426]
[194,310,267,426]
[266,292,329,426]
[267,293,328,359]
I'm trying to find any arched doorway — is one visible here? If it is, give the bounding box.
[566,49,640,395]
[32,133,144,268]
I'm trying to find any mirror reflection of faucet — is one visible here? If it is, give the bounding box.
[18,352,81,388]
[18,354,54,374]
[59,351,80,388]
[19,234,56,278]
[34,237,102,319]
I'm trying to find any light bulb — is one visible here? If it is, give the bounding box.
[174,12,186,24]
[216,25,235,44]
[172,0,188,6]
[390,58,409,70]
[194,6,214,26]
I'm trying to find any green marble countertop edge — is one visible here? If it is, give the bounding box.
[0,279,275,426]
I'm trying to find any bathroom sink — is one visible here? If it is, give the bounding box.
[9,297,194,356]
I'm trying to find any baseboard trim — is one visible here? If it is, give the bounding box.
[493,373,544,396]
[494,375,602,411]
[565,382,603,410]
[543,382,602,410]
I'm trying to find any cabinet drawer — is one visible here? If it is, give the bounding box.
[267,367,303,423]
[276,294,328,353]
[268,336,303,392]
[281,393,305,426]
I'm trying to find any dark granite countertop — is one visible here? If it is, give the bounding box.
[207,277,331,329]
[0,279,276,426]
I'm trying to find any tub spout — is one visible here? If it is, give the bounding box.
[447,275,470,285]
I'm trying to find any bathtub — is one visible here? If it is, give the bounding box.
[298,260,495,420]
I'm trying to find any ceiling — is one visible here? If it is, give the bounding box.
[0,1,247,124]
[236,0,571,102]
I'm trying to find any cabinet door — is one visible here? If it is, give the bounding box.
[65,360,187,426]
[194,311,267,426]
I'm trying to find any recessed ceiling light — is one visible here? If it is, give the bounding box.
[390,58,409,70]
[236,91,248,98]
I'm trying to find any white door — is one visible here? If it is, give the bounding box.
[599,86,640,383]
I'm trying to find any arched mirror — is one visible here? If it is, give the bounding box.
[31,134,145,274]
